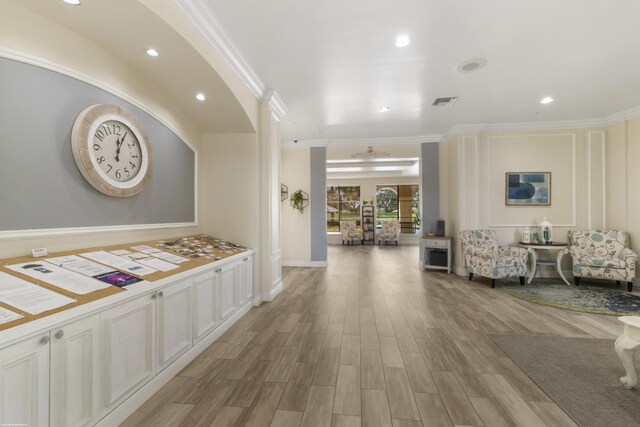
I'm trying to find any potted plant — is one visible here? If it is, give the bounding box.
[290,190,309,213]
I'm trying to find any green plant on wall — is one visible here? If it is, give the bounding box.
[290,190,309,213]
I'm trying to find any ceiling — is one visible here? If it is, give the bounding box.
[11,1,640,146]
[9,0,254,134]
[204,0,640,142]
[326,144,420,180]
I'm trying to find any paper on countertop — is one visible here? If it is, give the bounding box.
[110,249,131,256]
[7,260,110,295]
[150,251,189,264]
[136,257,179,272]
[0,306,23,324]
[80,251,158,276]
[130,245,162,254]
[0,271,76,315]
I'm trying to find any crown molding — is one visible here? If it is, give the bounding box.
[262,89,288,121]
[177,0,287,117]
[604,104,640,127]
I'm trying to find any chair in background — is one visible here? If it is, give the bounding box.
[560,230,637,292]
[340,220,363,245]
[378,220,401,246]
[459,229,528,288]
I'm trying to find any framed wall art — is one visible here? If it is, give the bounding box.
[505,172,551,206]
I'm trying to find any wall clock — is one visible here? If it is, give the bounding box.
[71,104,152,197]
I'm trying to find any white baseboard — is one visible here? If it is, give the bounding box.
[282,260,328,268]
[94,298,254,427]
[264,279,283,302]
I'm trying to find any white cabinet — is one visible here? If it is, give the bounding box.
[237,256,253,305]
[101,293,156,407]
[192,271,220,341]
[0,333,50,427]
[50,314,102,427]
[219,263,238,320]
[0,251,254,427]
[157,280,192,368]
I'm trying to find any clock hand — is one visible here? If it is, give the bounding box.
[115,136,122,162]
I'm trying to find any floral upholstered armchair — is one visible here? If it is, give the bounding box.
[378,220,401,245]
[559,230,637,292]
[459,229,528,288]
[340,220,363,245]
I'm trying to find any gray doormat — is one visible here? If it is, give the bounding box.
[490,335,640,427]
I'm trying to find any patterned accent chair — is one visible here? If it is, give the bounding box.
[459,230,528,288]
[559,230,637,292]
[340,220,363,245]
[378,220,401,246]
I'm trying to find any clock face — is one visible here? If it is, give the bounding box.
[92,120,142,182]
[71,104,152,197]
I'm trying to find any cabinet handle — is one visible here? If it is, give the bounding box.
[40,336,50,345]
[151,293,157,300]
[54,330,64,339]
[243,258,248,262]
[158,291,164,297]
[215,268,222,273]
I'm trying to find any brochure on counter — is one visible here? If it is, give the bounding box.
[0,271,76,315]
[6,260,110,295]
[46,255,143,287]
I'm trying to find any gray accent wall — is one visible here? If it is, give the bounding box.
[0,57,195,231]
[310,147,327,262]
[421,143,440,234]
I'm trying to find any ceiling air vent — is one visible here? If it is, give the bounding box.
[432,97,458,107]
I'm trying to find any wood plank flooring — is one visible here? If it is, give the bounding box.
[122,245,624,427]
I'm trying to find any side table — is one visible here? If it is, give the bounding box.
[420,237,452,274]
[518,242,570,285]
[616,316,640,388]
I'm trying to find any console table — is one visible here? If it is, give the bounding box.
[519,242,569,285]
[420,236,452,274]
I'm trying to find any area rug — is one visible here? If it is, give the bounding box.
[491,335,640,427]
[499,281,640,315]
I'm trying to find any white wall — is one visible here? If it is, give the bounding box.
[0,1,203,258]
[442,129,605,275]
[281,148,312,265]
[607,116,640,262]
[199,133,259,249]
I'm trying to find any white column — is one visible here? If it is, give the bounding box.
[257,93,285,303]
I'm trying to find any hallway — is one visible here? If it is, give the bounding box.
[123,245,622,426]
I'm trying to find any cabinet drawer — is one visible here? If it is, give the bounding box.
[425,239,448,248]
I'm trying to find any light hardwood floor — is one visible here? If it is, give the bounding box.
[122,245,624,427]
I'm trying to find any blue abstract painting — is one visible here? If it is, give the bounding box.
[505,172,551,205]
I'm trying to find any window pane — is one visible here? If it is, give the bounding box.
[376,186,398,225]
[327,201,340,232]
[340,201,361,226]
[340,186,360,202]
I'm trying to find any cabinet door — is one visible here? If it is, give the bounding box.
[50,314,102,427]
[193,271,219,341]
[219,263,238,320]
[0,334,50,427]
[101,294,156,407]
[158,280,193,368]
[237,256,253,305]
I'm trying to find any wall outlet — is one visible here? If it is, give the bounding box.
[31,248,48,257]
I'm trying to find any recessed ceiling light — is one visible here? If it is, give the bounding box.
[379,106,391,112]
[146,48,159,57]
[195,93,206,101]
[540,96,554,104]
[63,0,81,5]
[456,58,487,73]
[395,35,411,48]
